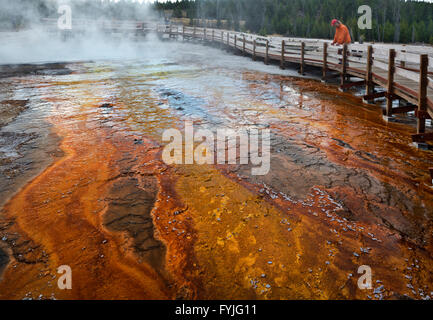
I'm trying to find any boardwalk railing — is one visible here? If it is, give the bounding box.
[158,25,433,146]
[41,18,156,33]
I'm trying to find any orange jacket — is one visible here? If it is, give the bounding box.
[333,24,352,44]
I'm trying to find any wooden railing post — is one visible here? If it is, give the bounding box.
[265,40,269,65]
[243,35,246,56]
[193,26,196,39]
[212,29,214,42]
[386,48,396,117]
[401,50,406,68]
[234,34,237,49]
[417,54,428,134]
[365,45,374,102]
[322,42,328,80]
[203,28,206,41]
[253,39,256,61]
[280,40,285,69]
[299,42,305,75]
[341,43,348,87]
[182,25,185,41]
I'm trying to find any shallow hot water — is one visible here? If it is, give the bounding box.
[0,42,432,300]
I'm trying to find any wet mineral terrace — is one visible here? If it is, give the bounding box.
[0,42,433,300]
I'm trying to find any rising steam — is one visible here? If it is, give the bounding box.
[0,0,165,64]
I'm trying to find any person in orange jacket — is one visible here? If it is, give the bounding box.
[331,19,352,45]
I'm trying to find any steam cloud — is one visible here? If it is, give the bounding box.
[0,0,165,64]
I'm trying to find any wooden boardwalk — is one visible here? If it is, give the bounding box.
[158,25,433,147]
[41,18,155,35]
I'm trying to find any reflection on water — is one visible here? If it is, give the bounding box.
[0,42,433,300]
